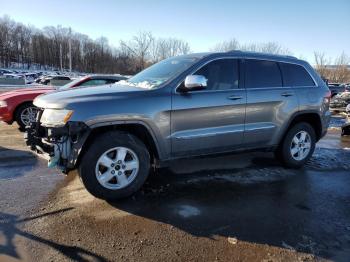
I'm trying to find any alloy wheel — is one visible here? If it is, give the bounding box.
[290,131,311,161]
[95,147,139,190]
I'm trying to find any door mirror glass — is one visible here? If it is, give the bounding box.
[183,75,207,91]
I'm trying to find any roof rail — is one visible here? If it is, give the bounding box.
[225,50,298,59]
[226,49,242,53]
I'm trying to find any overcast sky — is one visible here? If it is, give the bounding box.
[1,0,349,63]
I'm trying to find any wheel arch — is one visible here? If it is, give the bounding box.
[279,111,323,144]
[13,100,36,125]
[77,121,162,168]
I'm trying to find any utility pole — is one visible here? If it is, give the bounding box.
[59,43,63,71]
[69,27,72,72]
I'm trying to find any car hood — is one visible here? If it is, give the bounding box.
[0,87,54,100]
[34,84,148,109]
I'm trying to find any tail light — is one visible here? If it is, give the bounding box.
[324,90,332,105]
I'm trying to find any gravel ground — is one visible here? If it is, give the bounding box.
[0,121,350,262]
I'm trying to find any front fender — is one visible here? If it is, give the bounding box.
[88,120,167,160]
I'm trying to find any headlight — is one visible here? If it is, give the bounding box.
[0,100,8,108]
[40,109,74,127]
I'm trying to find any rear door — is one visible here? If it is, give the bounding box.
[243,59,299,148]
[171,58,246,157]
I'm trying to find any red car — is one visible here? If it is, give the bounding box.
[0,75,127,130]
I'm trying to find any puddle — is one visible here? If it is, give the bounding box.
[308,148,350,170]
[176,205,201,218]
[329,116,346,128]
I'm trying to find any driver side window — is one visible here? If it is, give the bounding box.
[194,59,239,91]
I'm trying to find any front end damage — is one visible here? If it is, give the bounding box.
[25,110,90,173]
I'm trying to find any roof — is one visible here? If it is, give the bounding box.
[225,50,298,60]
[181,51,300,62]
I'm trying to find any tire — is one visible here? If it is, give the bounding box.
[78,131,150,200]
[15,103,38,131]
[342,125,350,136]
[275,122,316,168]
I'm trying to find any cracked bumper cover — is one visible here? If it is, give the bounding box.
[25,120,90,172]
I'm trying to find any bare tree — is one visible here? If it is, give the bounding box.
[151,38,190,62]
[120,31,154,70]
[314,51,350,83]
[240,42,292,55]
[314,51,330,78]
[332,52,350,83]
[211,39,291,55]
[210,38,239,52]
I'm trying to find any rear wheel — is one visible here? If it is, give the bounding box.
[276,122,316,168]
[15,103,38,131]
[79,131,150,200]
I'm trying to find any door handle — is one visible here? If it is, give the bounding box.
[227,95,243,100]
[281,92,293,97]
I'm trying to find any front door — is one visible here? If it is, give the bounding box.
[171,58,246,157]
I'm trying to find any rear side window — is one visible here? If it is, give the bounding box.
[279,63,315,87]
[245,59,282,88]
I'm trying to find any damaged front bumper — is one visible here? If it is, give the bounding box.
[25,112,90,173]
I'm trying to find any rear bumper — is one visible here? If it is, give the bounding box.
[320,110,331,139]
[0,107,13,123]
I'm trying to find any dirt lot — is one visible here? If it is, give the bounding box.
[0,120,350,262]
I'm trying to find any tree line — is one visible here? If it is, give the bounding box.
[0,16,190,75]
[314,52,350,83]
[0,15,349,82]
[211,38,350,83]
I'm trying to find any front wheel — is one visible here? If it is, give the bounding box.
[79,131,150,200]
[276,122,316,168]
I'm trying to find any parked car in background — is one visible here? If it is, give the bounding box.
[24,73,39,84]
[330,91,350,112]
[25,51,331,200]
[345,83,350,92]
[0,75,127,129]
[36,75,71,85]
[1,73,24,80]
[0,69,13,75]
[328,83,347,97]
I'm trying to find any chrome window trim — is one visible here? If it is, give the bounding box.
[174,55,318,93]
[174,56,241,94]
[243,57,318,88]
[245,86,316,91]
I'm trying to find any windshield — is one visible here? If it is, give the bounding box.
[120,56,199,89]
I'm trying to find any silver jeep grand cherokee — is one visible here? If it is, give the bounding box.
[26,51,331,200]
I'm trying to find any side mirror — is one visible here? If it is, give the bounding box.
[181,75,207,92]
